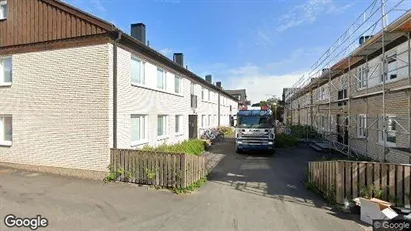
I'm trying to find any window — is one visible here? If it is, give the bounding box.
[208,115,211,126]
[384,52,397,81]
[0,0,7,20]
[157,115,168,137]
[131,57,145,85]
[157,68,166,90]
[341,75,348,89]
[378,115,396,146]
[0,57,12,85]
[357,114,366,138]
[208,90,211,101]
[175,115,182,134]
[201,88,205,100]
[131,115,147,144]
[214,115,216,125]
[174,76,181,94]
[0,116,12,145]
[357,66,368,89]
[201,115,207,127]
[190,83,195,94]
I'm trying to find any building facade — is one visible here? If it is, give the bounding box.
[0,0,238,172]
[225,89,250,107]
[284,8,411,164]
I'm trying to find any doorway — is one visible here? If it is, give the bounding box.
[189,115,198,139]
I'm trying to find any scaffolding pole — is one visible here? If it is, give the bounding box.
[381,0,387,162]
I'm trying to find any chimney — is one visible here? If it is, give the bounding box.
[216,82,222,88]
[205,75,212,83]
[359,35,373,45]
[173,53,184,67]
[131,23,146,44]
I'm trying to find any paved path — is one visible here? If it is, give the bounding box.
[0,140,367,231]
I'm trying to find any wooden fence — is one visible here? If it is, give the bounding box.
[308,160,411,207]
[110,149,207,188]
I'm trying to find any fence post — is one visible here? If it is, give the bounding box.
[181,154,187,188]
[335,161,344,204]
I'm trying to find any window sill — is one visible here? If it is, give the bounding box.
[0,18,6,22]
[131,140,149,147]
[0,141,12,147]
[131,83,184,97]
[175,133,184,137]
[376,141,397,148]
[157,136,168,141]
[0,82,12,87]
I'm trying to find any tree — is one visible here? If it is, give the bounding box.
[259,96,284,122]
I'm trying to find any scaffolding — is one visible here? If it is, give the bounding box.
[285,0,411,162]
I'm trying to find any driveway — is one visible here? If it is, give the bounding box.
[0,139,367,231]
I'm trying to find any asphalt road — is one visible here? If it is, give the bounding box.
[0,139,367,231]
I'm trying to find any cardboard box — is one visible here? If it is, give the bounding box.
[356,197,398,225]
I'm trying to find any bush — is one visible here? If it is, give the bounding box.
[141,139,206,156]
[218,126,234,137]
[275,133,298,148]
[290,125,320,139]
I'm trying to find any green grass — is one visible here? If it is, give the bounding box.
[173,177,207,194]
[142,139,206,156]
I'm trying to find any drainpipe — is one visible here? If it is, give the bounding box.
[113,30,122,149]
[218,93,221,126]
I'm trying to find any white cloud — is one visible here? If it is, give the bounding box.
[277,0,353,32]
[221,65,306,104]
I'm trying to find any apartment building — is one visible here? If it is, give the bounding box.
[0,0,238,172]
[285,9,411,164]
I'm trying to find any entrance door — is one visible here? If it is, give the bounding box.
[189,115,198,139]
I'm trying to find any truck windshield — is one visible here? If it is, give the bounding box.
[238,116,272,128]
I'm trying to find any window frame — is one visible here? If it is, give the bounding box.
[130,114,148,146]
[378,114,397,147]
[357,114,367,138]
[0,115,12,146]
[357,65,368,90]
[174,75,182,94]
[175,115,183,134]
[157,68,166,90]
[0,0,7,20]
[157,115,168,138]
[201,115,207,128]
[0,56,12,86]
[385,52,398,81]
[131,56,145,85]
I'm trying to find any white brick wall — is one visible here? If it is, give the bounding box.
[0,43,240,172]
[0,44,111,171]
[112,45,238,148]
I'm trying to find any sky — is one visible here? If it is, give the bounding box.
[63,0,406,103]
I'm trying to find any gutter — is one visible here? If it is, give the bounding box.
[113,30,122,148]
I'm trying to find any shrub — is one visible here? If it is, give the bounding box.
[290,125,320,139]
[142,139,206,156]
[275,133,298,148]
[218,126,234,137]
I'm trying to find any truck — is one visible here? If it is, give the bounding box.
[234,104,276,154]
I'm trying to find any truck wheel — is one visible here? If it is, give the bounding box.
[236,148,243,154]
[268,149,276,156]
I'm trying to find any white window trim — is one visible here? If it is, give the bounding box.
[174,76,182,94]
[131,56,145,85]
[157,68,167,91]
[383,51,398,83]
[201,115,207,128]
[357,114,367,138]
[377,114,397,147]
[0,0,7,20]
[0,115,12,146]
[157,115,168,140]
[357,65,368,90]
[130,115,148,146]
[0,56,12,86]
[175,115,183,135]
